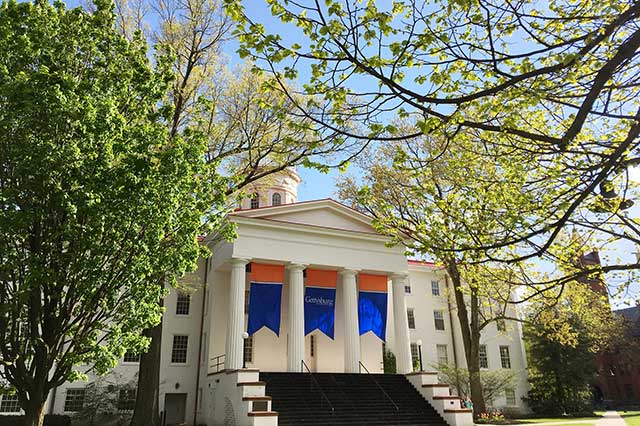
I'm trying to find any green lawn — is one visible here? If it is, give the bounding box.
[516,416,601,424]
[620,411,640,426]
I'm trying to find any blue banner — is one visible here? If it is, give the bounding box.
[304,287,336,339]
[358,291,387,341]
[247,282,282,336]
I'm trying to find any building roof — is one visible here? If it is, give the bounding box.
[614,306,640,337]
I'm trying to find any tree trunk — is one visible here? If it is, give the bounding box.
[446,261,487,417]
[130,314,163,426]
[23,392,47,426]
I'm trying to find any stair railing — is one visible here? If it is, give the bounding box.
[359,361,399,414]
[301,360,335,415]
[210,353,225,372]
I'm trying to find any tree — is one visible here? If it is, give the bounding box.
[523,282,623,415]
[0,1,218,424]
[112,0,360,422]
[437,364,516,410]
[337,133,540,414]
[225,0,640,278]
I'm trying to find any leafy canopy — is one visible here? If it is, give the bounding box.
[0,0,217,401]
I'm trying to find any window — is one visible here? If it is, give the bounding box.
[496,319,506,332]
[407,308,416,329]
[117,388,136,411]
[0,394,20,413]
[479,344,489,369]
[404,285,411,294]
[123,351,140,363]
[243,335,253,363]
[250,193,259,209]
[499,345,511,369]
[310,335,315,357]
[433,310,445,331]
[64,388,85,412]
[437,344,449,365]
[505,388,517,406]
[171,335,188,364]
[431,280,440,296]
[410,343,419,370]
[176,292,190,316]
[272,193,282,206]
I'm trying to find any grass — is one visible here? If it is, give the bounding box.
[620,411,640,426]
[516,415,603,424]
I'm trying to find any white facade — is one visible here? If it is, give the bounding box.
[9,173,529,425]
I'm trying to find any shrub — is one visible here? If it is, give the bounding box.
[0,415,71,426]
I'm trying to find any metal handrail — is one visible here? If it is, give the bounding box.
[359,361,399,412]
[301,360,335,414]
[210,353,225,372]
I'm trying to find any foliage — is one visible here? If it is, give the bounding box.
[524,283,616,415]
[226,0,640,292]
[0,0,222,423]
[437,364,517,408]
[72,375,137,426]
[383,348,397,374]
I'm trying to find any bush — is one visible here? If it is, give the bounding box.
[0,415,71,426]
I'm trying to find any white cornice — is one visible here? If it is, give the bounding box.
[231,215,394,245]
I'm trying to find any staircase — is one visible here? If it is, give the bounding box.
[260,372,453,426]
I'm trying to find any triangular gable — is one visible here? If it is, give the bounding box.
[231,199,377,234]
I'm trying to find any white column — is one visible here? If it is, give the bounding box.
[287,263,306,372]
[392,274,413,374]
[225,258,249,370]
[341,269,360,373]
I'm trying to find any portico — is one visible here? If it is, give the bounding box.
[206,199,413,375]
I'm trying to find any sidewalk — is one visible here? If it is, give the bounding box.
[594,411,627,426]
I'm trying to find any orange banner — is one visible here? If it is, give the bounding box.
[306,269,338,288]
[359,273,388,292]
[250,263,285,284]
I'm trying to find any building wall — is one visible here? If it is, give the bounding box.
[44,259,208,425]
[399,264,530,413]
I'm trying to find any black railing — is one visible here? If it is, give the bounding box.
[210,353,225,372]
[301,360,335,415]
[359,361,399,413]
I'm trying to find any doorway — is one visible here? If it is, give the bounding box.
[164,393,187,426]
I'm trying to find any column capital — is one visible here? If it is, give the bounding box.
[339,268,360,276]
[286,262,307,271]
[230,258,251,266]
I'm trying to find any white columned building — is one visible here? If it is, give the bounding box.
[29,169,529,426]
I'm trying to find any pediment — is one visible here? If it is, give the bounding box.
[231,199,377,234]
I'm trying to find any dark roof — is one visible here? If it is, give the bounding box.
[614,306,640,337]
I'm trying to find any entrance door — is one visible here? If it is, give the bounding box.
[306,334,318,372]
[164,393,187,426]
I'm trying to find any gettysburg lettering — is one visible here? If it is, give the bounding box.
[304,295,334,306]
